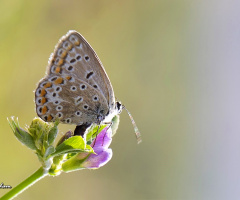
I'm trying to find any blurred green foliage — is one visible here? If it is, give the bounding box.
[1,0,238,200]
[0,1,198,199]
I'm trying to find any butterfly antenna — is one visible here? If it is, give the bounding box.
[123,106,142,144]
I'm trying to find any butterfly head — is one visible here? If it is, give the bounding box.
[116,101,123,114]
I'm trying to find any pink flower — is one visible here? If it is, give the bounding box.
[62,127,113,172]
[79,127,113,169]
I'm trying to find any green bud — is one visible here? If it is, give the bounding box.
[111,115,120,137]
[8,117,36,150]
[28,118,58,152]
[48,121,59,145]
[85,124,107,144]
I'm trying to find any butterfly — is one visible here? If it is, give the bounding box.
[35,30,141,143]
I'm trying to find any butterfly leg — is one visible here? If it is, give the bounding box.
[74,123,91,137]
[91,125,100,148]
[57,130,73,146]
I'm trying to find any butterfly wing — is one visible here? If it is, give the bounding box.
[47,30,115,111]
[35,74,109,125]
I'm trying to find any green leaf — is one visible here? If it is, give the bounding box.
[61,153,90,172]
[85,124,107,143]
[50,136,94,157]
[44,146,55,158]
[111,115,120,136]
[48,121,59,145]
[8,117,37,150]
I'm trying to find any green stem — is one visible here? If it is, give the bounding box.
[0,167,47,200]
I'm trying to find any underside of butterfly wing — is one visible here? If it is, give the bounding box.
[35,74,109,125]
[47,31,116,111]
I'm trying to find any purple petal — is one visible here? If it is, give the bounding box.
[80,149,113,169]
[91,127,112,153]
[79,127,113,169]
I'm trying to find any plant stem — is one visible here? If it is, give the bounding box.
[0,167,47,200]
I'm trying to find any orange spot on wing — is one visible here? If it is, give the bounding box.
[55,58,64,66]
[54,77,64,84]
[40,89,46,96]
[58,59,64,65]
[61,51,67,58]
[74,40,80,46]
[63,43,73,51]
[66,76,72,80]
[67,44,73,51]
[55,66,61,73]
[44,82,52,88]
[47,115,53,121]
[41,97,47,105]
[42,106,48,114]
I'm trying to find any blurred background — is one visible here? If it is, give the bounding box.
[1,0,240,200]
